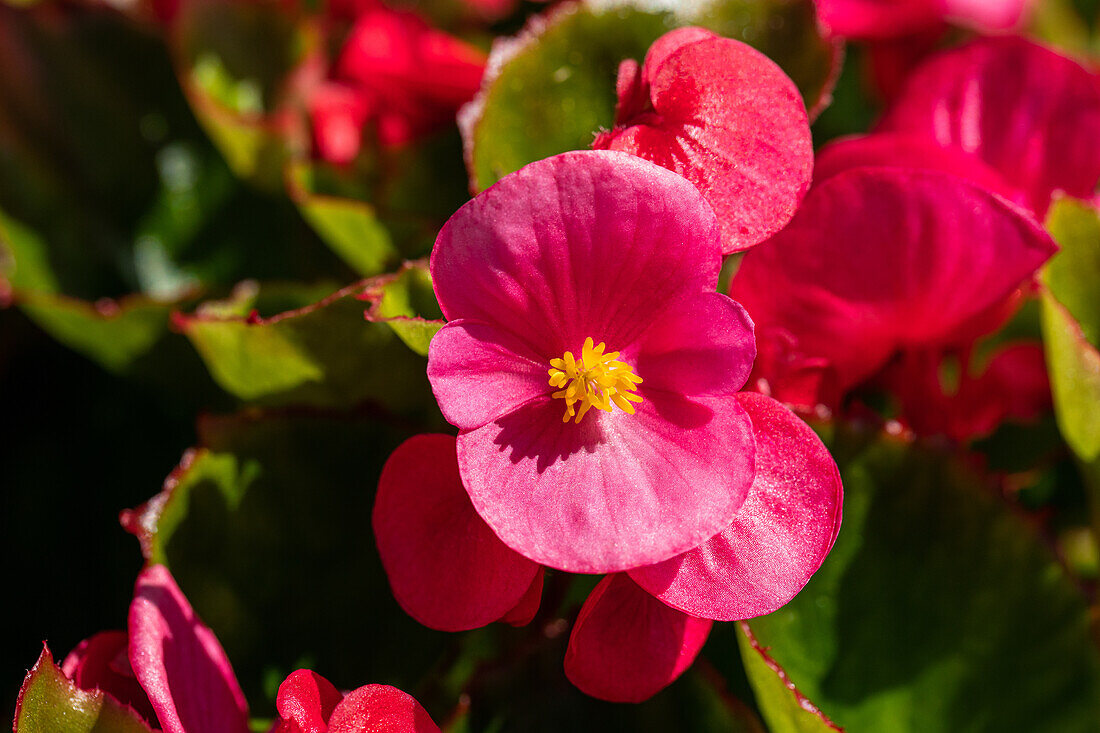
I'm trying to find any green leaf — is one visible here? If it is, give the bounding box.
[740,429,1100,732]
[364,260,444,356]
[14,646,154,733]
[464,0,837,191]
[737,624,839,733]
[177,272,441,412]
[1044,197,1100,347]
[121,413,452,716]
[1040,197,1100,527]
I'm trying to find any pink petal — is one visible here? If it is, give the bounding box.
[374,434,541,631]
[879,37,1100,217]
[427,320,550,431]
[594,30,813,253]
[730,168,1057,390]
[815,0,943,39]
[308,82,372,166]
[430,150,722,360]
[62,631,158,726]
[813,133,1018,204]
[275,669,344,733]
[499,568,544,627]
[457,389,755,573]
[326,685,440,733]
[630,292,756,397]
[629,392,842,621]
[564,574,712,703]
[128,565,250,733]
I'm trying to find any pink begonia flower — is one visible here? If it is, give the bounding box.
[129,564,251,733]
[814,0,1029,40]
[271,669,440,733]
[878,37,1100,218]
[310,4,486,164]
[730,167,1057,428]
[45,564,249,733]
[373,433,543,631]
[591,27,814,254]
[427,150,759,574]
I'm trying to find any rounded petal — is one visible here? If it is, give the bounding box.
[880,37,1100,216]
[430,150,722,356]
[275,669,344,733]
[327,685,440,733]
[428,320,551,430]
[629,292,756,397]
[128,565,250,733]
[564,574,712,703]
[597,33,813,253]
[629,392,842,621]
[730,168,1057,390]
[374,434,541,631]
[457,390,755,573]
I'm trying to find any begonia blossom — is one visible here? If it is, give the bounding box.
[730,167,1057,434]
[271,669,440,733]
[427,149,760,573]
[591,27,814,253]
[310,3,486,164]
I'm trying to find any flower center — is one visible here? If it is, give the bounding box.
[548,337,643,424]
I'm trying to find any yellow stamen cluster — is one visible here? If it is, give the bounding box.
[548,337,643,423]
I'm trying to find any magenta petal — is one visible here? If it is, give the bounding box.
[374,434,541,631]
[815,0,943,39]
[730,168,1057,390]
[564,574,712,703]
[326,685,440,733]
[427,320,550,430]
[813,133,1018,204]
[128,565,250,733]
[630,292,755,396]
[458,391,755,573]
[275,669,344,733]
[596,32,813,253]
[629,392,842,621]
[879,37,1100,216]
[430,150,722,357]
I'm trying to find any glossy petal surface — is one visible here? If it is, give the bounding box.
[595,29,813,253]
[373,434,540,631]
[880,37,1100,216]
[629,392,842,621]
[564,573,712,703]
[61,631,157,726]
[127,565,250,733]
[458,389,755,573]
[431,150,721,359]
[275,669,344,733]
[327,685,440,733]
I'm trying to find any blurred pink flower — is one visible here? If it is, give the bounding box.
[814,0,1029,40]
[310,3,486,164]
[592,27,813,253]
